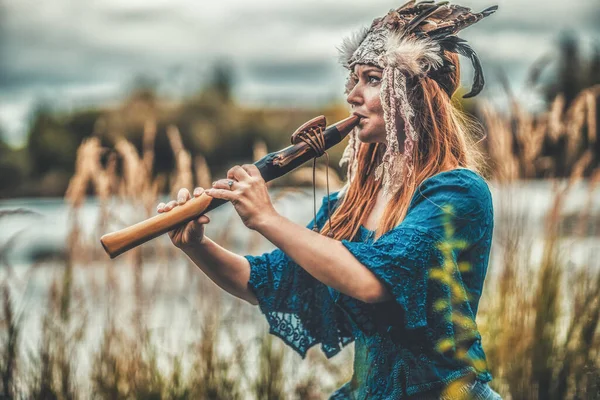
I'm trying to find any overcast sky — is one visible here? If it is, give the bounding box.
[0,0,598,146]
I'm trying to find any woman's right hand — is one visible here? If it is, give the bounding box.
[157,187,210,249]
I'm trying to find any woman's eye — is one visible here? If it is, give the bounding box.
[368,76,381,85]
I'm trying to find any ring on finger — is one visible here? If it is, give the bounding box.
[227,179,235,190]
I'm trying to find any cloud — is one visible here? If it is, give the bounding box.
[0,0,598,145]
[244,60,334,84]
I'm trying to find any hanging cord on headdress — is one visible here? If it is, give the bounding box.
[291,125,335,237]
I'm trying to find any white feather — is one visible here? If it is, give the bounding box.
[384,33,443,75]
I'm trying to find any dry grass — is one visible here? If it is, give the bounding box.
[0,84,599,398]
[481,85,599,181]
[478,87,600,399]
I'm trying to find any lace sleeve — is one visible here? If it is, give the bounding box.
[244,191,354,358]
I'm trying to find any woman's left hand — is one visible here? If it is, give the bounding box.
[205,164,278,231]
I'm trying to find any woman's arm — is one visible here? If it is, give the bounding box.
[255,213,392,303]
[180,237,258,305]
[205,164,392,304]
[157,187,257,305]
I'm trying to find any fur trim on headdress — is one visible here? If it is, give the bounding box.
[337,27,369,69]
[384,33,443,75]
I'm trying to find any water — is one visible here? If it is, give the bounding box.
[0,188,352,394]
[0,181,598,393]
[1,181,598,265]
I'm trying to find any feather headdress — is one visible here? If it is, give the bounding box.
[338,0,497,196]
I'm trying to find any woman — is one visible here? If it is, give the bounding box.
[157,1,501,398]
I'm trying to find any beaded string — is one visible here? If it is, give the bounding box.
[293,125,335,237]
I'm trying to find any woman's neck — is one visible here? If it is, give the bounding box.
[362,188,390,231]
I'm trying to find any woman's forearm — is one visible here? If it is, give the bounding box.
[181,238,258,305]
[202,164,390,303]
[254,214,391,303]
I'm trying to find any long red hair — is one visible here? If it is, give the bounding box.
[321,52,488,240]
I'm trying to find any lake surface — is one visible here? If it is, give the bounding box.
[0,180,598,394]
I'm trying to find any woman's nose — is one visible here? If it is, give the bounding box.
[346,83,363,107]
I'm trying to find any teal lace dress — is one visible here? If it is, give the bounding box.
[244,169,495,398]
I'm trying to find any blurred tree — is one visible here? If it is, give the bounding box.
[127,75,160,103]
[0,132,30,197]
[544,32,600,107]
[25,104,101,196]
[487,32,600,178]
[591,44,600,86]
[543,33,600,174]
[206,61,235,104]
[27,105,77,176]
[0,139,22,195]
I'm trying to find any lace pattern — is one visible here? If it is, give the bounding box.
[245,169,495,397]
[245,193,354,358]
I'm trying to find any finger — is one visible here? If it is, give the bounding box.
[157,202,166,213]
[177,188,191,205]
[212,179,237,190]
[204,188,237,202]
[196,215,210,224]
[193,187,204,197]
[164,200,178,211]
[241,164,262,179]
[227,165,251,182]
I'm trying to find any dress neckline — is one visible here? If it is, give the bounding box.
[359,224,375,233]
[357,225,376,243]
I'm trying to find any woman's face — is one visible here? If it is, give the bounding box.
[346,64,388,144]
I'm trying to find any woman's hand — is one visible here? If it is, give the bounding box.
[157,187,210,249]
[204,164,278,231]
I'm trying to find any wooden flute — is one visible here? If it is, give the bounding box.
[100,114,360,259]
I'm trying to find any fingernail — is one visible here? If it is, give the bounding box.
[178,197,184,204]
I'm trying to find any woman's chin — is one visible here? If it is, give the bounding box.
[356,129,381,144]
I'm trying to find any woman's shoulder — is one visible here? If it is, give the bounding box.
[313,188,345,227]
[320,190,341,207]
[408,167,493,217]
[417,168,492,202]
[421,167,489,190]
[320,184,347,206]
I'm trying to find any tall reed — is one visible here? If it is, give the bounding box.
[1,81,599,398]
[479,85,600,399]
